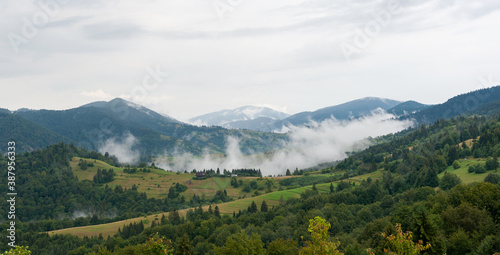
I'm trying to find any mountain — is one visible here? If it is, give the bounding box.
[0,111,69,152]
[189,105,290,129]
[81,98,180,124]
[257,97,402,132]
[387,100,431,116]
[13,98,286,157]
[408,86,500,124]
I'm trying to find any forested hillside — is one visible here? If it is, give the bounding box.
[11,98,286,156]
[1,113,499,254]
[0,111,69,152]
[409,86,500,124]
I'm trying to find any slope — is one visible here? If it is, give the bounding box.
[0,111,69,152]
[14,98,286,156]
[409,86,500,124]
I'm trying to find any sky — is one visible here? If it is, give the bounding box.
[1,0,500,122]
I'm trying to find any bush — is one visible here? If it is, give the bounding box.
[476,164,486,174]
[485,157,499,171]
[243,185,252,193]
[439,172,462,190]
[484,173,500,184]
[452,160,461,169]
[468,165,476,173]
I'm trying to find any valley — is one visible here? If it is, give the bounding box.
[1,87,500,254]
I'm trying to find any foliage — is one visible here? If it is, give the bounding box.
[439,172,462,190]
[279,176,335,187]
[267,239,299,255]
[213,231,265,255]
[1,246,31,255]
[299,217,344,255]
[93,168,115,183]
[141,234,174,255]
[367,223,430,255]
[485,173,500,184]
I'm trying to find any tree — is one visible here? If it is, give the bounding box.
[367,223,430,255]
[439,172,462,190]
[213,231,265,255]
[168,187,177,199]
[141,233,174,255]
[452,160,460,169]
[410,206,445,254]
[248,201,258,213]
[267,239,299,255]
[447,146,459,166]
[175,235,194,255]
[330,183,334,193]
[299,216,344,255]
[484,173,500,184]
[214,206,221,218]
[485,157,499,170]
[1,246,32,255]
[260,200,268,212]
[286,169,291,176]
[419,166,439,188]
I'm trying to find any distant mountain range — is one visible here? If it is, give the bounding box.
[188,106,290,129]
[1,86,499,158]
[3,98,285,157]
[190,97,418,132]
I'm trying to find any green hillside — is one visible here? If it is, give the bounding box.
[1,112,500,254]
[14,98,286,156]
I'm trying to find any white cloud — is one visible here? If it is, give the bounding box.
[98,132,140,164]
[81,89,113,100]
[1,0,500,117]
[162,110,413,176]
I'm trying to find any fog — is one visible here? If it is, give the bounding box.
[163,110,413,176]
[98,132,140,164]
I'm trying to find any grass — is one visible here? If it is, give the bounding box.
[53,157,496,239]
[438,158,498,184]
[48,168,384,239]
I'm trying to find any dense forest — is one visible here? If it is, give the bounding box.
[1,113,500,254]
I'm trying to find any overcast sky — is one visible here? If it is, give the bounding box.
[1,0,499,121]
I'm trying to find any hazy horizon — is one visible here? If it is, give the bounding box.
[2,0,500,121]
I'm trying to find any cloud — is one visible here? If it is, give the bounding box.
[81,89,113,99]
[98,132,140,164]
[161,110,413,176]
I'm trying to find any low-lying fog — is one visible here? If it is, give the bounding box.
[161,110,413,176]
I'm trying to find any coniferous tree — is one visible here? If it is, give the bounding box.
[261,200,268,212]
[214,206,221,218]
[248,201,258,213]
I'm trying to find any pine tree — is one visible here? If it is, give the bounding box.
[214,205,221,218]
[248,201,258,213]
[261,200,268,212]
[286,169,291,176]
[330,183,334,193]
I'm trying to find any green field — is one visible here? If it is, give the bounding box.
[71,157,287,200]
[52,157,495,239]
[438,158,498,183]
[48,168,382,239]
